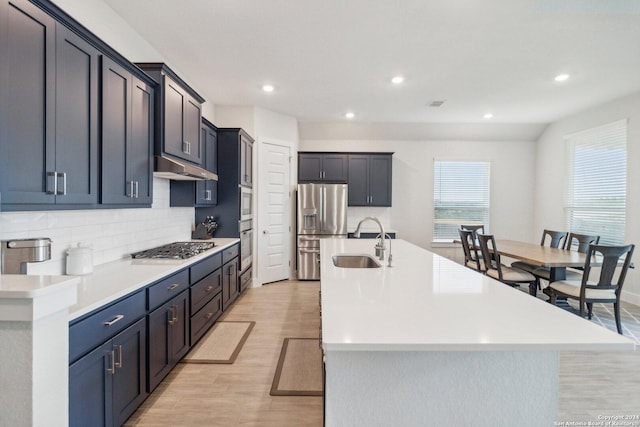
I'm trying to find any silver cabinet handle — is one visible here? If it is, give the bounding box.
[114,345,123,369]
[204,312,214,320]
[104,314,124,326]
[205,285,214,292]
[183,140,191,155]
[57,172,67,195]
[167,283,180,291]
[128,180,134,198]
[205,189,211,200]
[168,306,176,325]
[107,349,116,375]
[134,181,139,198]
[172,305,178,323]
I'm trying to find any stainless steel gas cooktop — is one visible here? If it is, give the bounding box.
[131,241,215,260]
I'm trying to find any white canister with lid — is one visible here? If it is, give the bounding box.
[66,243,93,275]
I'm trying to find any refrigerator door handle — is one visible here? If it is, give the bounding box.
[321,186,326,233]
[300,249,321,254]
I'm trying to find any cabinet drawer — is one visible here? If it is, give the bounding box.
[190,252,222,284]
[222,244,239,264]
[147,269,189,311]
[190,269,222,314]
[69,291,145,363]
[190,293,222,345]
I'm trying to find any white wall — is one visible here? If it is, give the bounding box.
[534,91,640,304]
[0,178,193,275]
[299,138,537,261]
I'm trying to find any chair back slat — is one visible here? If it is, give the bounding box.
[583,244,635,293]
[458,228,481,270]
[477,233,502,279]
[541,230,568,249]
[566,233,600,253]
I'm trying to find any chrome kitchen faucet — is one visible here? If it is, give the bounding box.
[353,217,392,266]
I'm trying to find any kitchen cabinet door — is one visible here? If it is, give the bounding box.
[195,123,218,206]
[222,258,239,310]
[0,0,56,205]
[69,318,146,427]
[368,154,392,206]
[240,133,253,187]
[347,155,369,206]
[147,290,189,392]
[162,75,202,165]
[129,76,154,204]
[102,63,154,206]
[321,154,348,182]
[298,153,323,182]
[69,341,113,427]
[54,24,99,205]
[112,318,147,427]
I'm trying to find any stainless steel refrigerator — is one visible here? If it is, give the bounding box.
[297,183,348,280]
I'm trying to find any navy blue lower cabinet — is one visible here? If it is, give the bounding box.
[147,290,189,392]
[69,318,147,427]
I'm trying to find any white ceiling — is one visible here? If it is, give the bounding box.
[104,0,640,126]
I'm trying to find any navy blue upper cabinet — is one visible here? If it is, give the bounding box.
[101,56,154,205]
[169,118,218,207]
[0,0,157,211]
[348,154,393,207]
[0,0,99,207]
[298,153,348,182]
[135,63,205,166]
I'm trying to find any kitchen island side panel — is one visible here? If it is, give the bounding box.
[324,350,558,427]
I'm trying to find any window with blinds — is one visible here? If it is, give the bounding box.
[565,119,627,245]
[433,160,490,242]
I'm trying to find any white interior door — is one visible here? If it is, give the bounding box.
[257,142,291,284]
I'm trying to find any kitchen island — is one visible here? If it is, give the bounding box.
[320,238,635,426]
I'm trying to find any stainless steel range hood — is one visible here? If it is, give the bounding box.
[154,156,218,181]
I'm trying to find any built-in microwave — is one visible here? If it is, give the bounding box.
[240,186,252,221]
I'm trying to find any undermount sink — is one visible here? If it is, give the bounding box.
[332,254,381,268]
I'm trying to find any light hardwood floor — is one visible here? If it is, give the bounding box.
[125,280,640,426]
[125,280,323,426]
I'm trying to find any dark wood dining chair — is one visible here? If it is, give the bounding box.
[477,233,537,294]
[458,227,484,272]
[548,244,635,334]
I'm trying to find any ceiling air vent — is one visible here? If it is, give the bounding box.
[429,100,445,107]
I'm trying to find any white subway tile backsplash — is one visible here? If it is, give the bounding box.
[1,178,195,275]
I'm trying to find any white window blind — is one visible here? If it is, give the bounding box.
[565,119,627,245]
[433,160,490,241]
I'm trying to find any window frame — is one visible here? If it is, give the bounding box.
[432,159,491,243]
[564,119,627,246]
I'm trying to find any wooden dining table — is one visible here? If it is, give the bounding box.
[492,239,588,282]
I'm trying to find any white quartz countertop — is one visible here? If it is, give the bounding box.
[68,238,239,320]
[1,238,239,321]
[320,238,636,352]
[0,274,80,298]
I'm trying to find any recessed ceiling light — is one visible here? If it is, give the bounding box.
[345,112,355,119]
[554,74,570,82]
[483,113,494,119]
[391,76,404,85]
[262,84,275,92]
